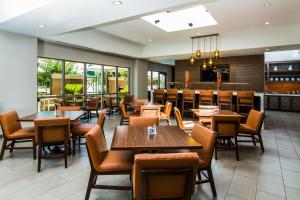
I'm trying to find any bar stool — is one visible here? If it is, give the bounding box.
[217,90,233,110]
[154,89,165,104]
[199,90,214,105]
[182,89,195,118]
[166,89,178,107]
[237,91,254,114]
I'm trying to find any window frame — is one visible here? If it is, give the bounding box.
[147,70,167,90]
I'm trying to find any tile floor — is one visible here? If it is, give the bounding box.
[0,111,300,200]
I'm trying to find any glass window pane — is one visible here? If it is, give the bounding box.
[147,71,152,90]
[159,73,166,89]
[118,67,129,93]
[37,58,63,96]
[103,66,117,94]
[87,64,102,94]
[152,71,159,89]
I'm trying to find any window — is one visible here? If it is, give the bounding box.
[147,70,167,90]
[118,67,129,94]
[64,61,84,96]
[103,66,117,94]
[86,63,102,94]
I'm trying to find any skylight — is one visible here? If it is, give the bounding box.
[142,5,217,32]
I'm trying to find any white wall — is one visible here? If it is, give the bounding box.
[265,50,300,62]
[0,30,37,133]
[133,59,149,98]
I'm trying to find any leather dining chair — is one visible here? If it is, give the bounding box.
[0,111,36,160]
[71,109,107,155]
[199,90,214,105]
[236,91,254,114]
[166,89,178,107]
[211,115,241,160]
[238,109,265,152]
[182,89,196,118]
[140,106,161,118]
[83,97,100,118]
[154,89,165,104]
[85,125,133,200]
[132,152,199,200]
[57,106,81,111]
[174,107,196,133]
[120,103,139,125]
[160,101,172,125]
[217,90,233,110]
[129,117,159,127]
[34,118,70,172]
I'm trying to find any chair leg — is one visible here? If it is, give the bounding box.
[214,146,218,160]
[72,136,76,155]
[235,136,240,161]
[64,141,68,169]
[38,145,42,172]
[33,140,36,160]
[207,166,217,197]
[197,170,201,181]
[9,140,15,153]
[258,133,265,152]
[85,171,95,200]
[252,135,256,146]
[0,138,7,160]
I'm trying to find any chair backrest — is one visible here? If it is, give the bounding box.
[166,89,178,100]
[140,106,160,118]
[85,125,108,171]
[133,99,148,105]
[245,109,264,132]
[182,89,195,101]
[162,102,172,117]
[211,115,240,137]
[191,124,217,167]
[237,91,254,105]
[0,111,22,138]
[97,109,107,129]
[154,89,165,99]
[217,90,233,103]
[124,95,133,105]
[132,153,199,200]
[34,118,70,144]
[57,106,80,111]
[129,117,159,127]
[103,97,111,108]
[120,103,128,118]
[199,90,214,104]
[174,107,184,129]
[88,97,100,109]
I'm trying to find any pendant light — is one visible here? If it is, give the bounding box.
[189,38,195,64]
[208,36,213,66]
[195,37,201,58]
[214,35,220,59]
[202,37,207,69]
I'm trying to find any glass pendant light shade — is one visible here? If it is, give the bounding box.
[208,58,213,66]
[190,55,195,64]
[214,50,219,59]
[196,49,201,58]
[202,60,207,69]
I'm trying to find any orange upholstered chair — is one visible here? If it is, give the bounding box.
[132,153,199,200]
[238,109,265,152]
[182,89,196,118]
[140,105,161,118]
[199,90,214,105]
[166,89,178,107]
[0,111,36,160]
[83,97,100,118]
[154,89,165,104]
[34,118,70,172]
[160,101,172,125]
[71,109,107,155]
[211,115,241,160]
[84,125,132,200]
[236,91,254,114]
[57,106,80,111]
[174,107,197,133]
[217,90,233,110]
[129,117,159,127]
[120,103,139,125]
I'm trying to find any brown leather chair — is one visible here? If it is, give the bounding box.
[0,111,36,160]
[57,106,81,111]
[154,89,165,104]
[199,90,214,105]
[34,118,70,172]
[123,94,134,111]
[132,99,149,112]
[132,153,199,200]
[71,109,107,155]
[166,89,178,107]
[140,106,161,118]
[120,103,139,125]
[236,91,254,114]
[129,117,159,127]
[85,125,132,200]
[238,109,265,152]
[211,115,241,160]
[217,90,233,110]
[160,101,172,125]
[182,90,195,118]
[83,97,100,118]
[174,107,196,133]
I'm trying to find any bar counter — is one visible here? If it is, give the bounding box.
[265,93,300,112]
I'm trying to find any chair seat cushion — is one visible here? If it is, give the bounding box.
[71,123,95,136]
[239,124,256,134]
[201,97,212,102]
[8,127,34,139]
[96,150,133,173]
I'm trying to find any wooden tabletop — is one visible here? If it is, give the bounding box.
[191,109,240,117]
[111,125,203,151]
[130,102,164,111]
[19,111,86,121]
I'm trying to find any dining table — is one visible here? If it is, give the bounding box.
[111,125,203,151]
[129,101,164,111]
[19,111,86,121]
[191,109,241,125]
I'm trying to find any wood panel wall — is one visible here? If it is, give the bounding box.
[175,55,264,92]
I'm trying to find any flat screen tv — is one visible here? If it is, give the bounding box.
[201,64,230,82]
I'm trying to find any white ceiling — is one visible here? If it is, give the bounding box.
[1,0,300,63]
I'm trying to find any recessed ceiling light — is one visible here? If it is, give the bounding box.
[148,38,152,42]
[265,48,269,51]
[265,22,270,25]
[113,1,122,5]
[39,24,44,28]
[264,3,271,6]
[142,5,217,32]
